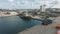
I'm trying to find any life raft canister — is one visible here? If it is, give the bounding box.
[56,24,60,29]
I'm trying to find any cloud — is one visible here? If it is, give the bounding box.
[16,1,40,9]
[52,0,60,8]
[40,0,58,8]
[10,0,57,9]
[8,0,14,2]
[0,0,59,9]
[18,1,32,9]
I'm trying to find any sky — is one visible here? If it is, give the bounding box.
[0,0,59,9]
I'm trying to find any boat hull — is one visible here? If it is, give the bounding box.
[18,14,31,20]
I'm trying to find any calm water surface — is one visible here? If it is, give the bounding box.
[0,16,41,34]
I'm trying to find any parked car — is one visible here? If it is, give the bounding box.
[42,19,52,25]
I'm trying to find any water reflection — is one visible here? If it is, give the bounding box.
[0,16,41,34]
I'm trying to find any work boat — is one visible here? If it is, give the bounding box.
[18,14,31,20]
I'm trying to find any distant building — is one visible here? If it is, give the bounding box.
[47,8,60,13]
[10,12,18,15]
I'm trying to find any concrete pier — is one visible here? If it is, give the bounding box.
[17,16,60,34]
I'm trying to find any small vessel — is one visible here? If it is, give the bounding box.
[18,14,31,20]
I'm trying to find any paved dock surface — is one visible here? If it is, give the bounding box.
[18,17,60,34]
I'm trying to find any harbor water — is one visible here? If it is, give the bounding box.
[0,16,42,34]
